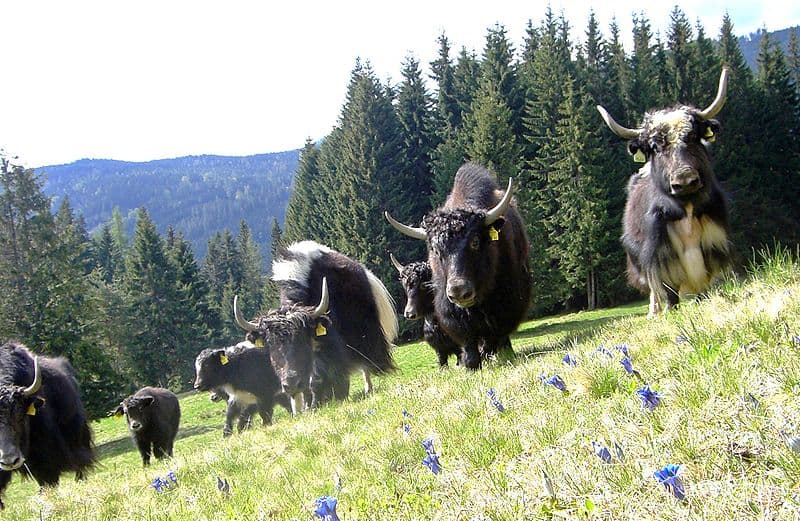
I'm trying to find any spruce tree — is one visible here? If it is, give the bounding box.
[284,139,323,243]
[429,33,460,133]
[666,6,694,102]
[464,81,519,179]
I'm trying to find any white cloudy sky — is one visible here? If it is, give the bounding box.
[1,1,797,167]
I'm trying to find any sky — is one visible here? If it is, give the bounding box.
[1,1,798,168]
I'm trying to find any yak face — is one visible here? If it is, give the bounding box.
[193,348,228,392]
[248,306,328,397]
[422,208,505,308]
[117,395,155,432]
[397,261,435,320]
[0,387,44,471]
[628,108,720,200]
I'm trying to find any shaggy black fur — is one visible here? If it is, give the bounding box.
[0,341,95,509]
[112,387,180,466]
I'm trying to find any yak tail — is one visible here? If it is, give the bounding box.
[364,268,399,346]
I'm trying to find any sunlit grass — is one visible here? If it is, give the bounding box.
[2,251,800,519]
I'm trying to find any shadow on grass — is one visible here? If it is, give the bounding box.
[96,425,217,459]
[514,310,646,358]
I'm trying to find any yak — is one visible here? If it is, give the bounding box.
[385,162,531,369]
[235,241,398,412]
[597,67,732,317]
[193,341,291,435]
[0,341,94,509]
[112,386,180,466]
[390,253,460,367]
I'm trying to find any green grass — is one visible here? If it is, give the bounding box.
[4,252,800,520]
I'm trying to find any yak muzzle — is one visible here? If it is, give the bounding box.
[129,421,142,431]
[404,306,420,320]
[0,450,24,471]
[446,279,476,308]
[669,169,703,196]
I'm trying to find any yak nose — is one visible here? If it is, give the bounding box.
[281,371,305,395]
[0,451,24,470]
[129,421,142,431]
[670,170,702,195]
[404,307,419,320]
[446,279,476,307]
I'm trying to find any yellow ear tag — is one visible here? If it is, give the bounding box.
[26,403,36,416]
[704,128,715,142]
[633,149,646,163]
[115,411,124,418]
[488,227,500,241]
[254,338,265,348]
[315,323,327,336]
[220,353,229,365]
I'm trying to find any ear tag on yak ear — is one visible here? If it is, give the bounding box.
[114,410,124,419]
[220,353,229,365]
[315,322,327,337]
[254,338,265,348]
[633,149,646,163]
[26,403,37,416]
[488,227,500,241]
[704,127,715,142]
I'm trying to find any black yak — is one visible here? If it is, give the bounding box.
[385,163,531,369]
[0,341,94,509]
[193,341,291,435]
[112,386,180,466]
[597,67,732,317]
[235,241,398,411]
[389,253,460,367]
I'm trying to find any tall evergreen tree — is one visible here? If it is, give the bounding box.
[429,33,460,134]
[629,13,660,113]
[666,6,694,102]
[284,139,323,243]
[464,82,519,178]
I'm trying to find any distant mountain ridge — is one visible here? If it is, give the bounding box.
[40,150,299,262]
[738,25,799,70]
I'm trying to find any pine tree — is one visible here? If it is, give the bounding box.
[235,220,264,320]
[480,24,524,140]
[629,13,660,113]
[788,28,800,93]
[429,33,460,134]
[464,81,519,178]
[284,139,323,243]
[666,6,694,102]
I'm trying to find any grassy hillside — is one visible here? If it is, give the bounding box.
[3,251,800,520]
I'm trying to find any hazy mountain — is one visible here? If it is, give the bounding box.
[738,26,799,70]
[40,151,299,262]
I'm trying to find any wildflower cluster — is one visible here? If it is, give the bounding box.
[313,496,341,521]
[542,374,566,392]
[562,352,577,366]
[486,388,505,412]
[636,384,663,410]
[421,438,442,475]
[151,470,178,493]
[402,409,412,435]
[653,464,686,500]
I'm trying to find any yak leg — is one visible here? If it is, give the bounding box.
[223,400,241,437]
[462,340,482,370]
[0,471,12,509]
[136,438,152,466]
[362,370,373,394]
[237,404,257,432]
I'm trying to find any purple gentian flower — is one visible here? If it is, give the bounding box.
[313,496,341,521]
[792,335,800,346]
[562,352,577,366]
[421,438,435,455]
[636,385,663,410]
[653,464,686,500]
[422,453,441,475]
[596,345,613,358]
[167,470,177,484]
[544,375,566,392]
[614,344,630,357]
[402,409,412,435]
[487,388,505,412]
[620,357,635,375]
[152,476,166,493]
[676,335,687,344]
[591,441,612,463]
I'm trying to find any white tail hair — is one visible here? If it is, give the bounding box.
[271,240,331,284]
[364,267,399,344]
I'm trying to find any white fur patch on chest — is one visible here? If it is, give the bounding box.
[222,384,258,406]
[665,204,728,293]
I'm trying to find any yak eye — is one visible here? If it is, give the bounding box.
[470,235,480,250]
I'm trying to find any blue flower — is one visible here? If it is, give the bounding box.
[167,470,177,484]
[591,441,612,463]
[676,335,687,344]
[402,409,412,435]
[614,344,630,357]
[544,374,566,392]
[402,408,412,418]
[596,345,613,358]
[653,464,686,500]
[620,357,635,375]
[792,335,800,346]
[403,423,411,435]
[313,496,341,521]
[487,388,506,412]
[636,385,663,410]
[421,438,436,455]
[151,476,167,493]
[562,352,577,366]
[422,453,441,475]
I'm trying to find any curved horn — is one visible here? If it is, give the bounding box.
[22,356,42,397]
[233,295,259,332]
[311,277,329,319]
[484,177,514,225]
[384,211,426,241]
[697,67,730,120]
[596,105,640,139]
[389,253,405,274]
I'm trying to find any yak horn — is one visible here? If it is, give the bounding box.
[596,105,640,139]
[311,277,329,319]
[384,211,427,241]
[233,295,259,332]
[389,253,404,273]
[697,67,730,120]
[484,177,514,225]
[22,356,42,397]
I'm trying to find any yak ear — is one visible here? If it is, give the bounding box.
[488,216,506,231]
[627,140,649,163]
[25,396,46,416]
[110,404,124,417]
[139,396,155,407]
